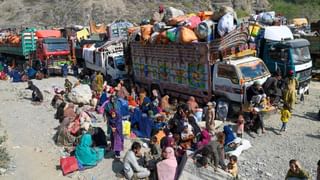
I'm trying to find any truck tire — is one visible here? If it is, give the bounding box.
[216,97,238,119]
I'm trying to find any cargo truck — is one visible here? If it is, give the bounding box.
[255,26,312,95]
[0,28,37,67]
[0,28,70,75]
[131,28,271,114]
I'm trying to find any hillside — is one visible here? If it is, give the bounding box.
[0,0,267,28]
[0,0,318,28]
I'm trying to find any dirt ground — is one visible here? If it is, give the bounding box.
[0,77,319,180]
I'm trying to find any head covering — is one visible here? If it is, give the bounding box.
[75,134,104,166]
[159,4,164,13]
[253,81,261,87]
[223,125,236,146]
[157,147,177,180]
[288,70,294,76]
[160,95,170,110]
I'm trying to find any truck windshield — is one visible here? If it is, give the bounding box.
[115,56,125,71]
[237,61,269,81]
[292,46,311,64]
[44,43,69,52]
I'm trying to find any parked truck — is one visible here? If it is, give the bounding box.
[35,30,71,75]
[299,35,320,75]
[131,28,271,114]
[0,28,71,75]
[82,38,127,81]
[0,28,37,67]
[255,26,312,95]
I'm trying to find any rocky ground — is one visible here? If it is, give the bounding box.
[0,77,319,180]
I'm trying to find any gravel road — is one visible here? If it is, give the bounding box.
[0,77,319,180]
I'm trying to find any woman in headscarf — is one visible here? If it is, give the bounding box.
[160,95,170,113]
[283,70,298,111]
[197,128,211,149]
[157,147,177,180]
[108,110,124,158]
[187,96,199,113]
[75,134,104,166]
[223,125,236,146]
[95,71,104,94]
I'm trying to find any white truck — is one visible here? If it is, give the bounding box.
[131,28,271,115]
[83,38,127,81]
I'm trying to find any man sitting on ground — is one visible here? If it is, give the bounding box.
[123,142,150,180]
[26,81,43,103]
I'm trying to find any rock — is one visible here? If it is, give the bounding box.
[12,146,21,149]
[0,168,7,175]
[34,147,42,153]
[266,172,272,177]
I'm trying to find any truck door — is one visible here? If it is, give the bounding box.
[214,64,241,103]
[267,47,289,75]
[106,56,117,80]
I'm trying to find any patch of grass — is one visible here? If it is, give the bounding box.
[236,9,250,18]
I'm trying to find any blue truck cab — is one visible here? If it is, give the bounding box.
[256,26,312,95]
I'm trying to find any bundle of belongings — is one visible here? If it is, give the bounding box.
[128,5,238,45]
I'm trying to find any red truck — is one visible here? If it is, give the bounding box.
[35,30,71,75]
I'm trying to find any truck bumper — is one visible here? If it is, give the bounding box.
[298,79,311,95]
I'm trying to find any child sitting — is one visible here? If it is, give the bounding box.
[236,112,245,138]
[180,125,194,150]
[227,155,239,178]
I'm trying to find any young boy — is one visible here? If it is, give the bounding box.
[280,103,291,133]
[227,155,238,178]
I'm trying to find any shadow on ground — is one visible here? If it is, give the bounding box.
[305,134,320,139]
[292,112,319,122]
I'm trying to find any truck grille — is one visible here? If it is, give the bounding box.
[297,68,312,82]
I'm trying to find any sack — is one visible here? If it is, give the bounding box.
[249,24,261,37]
[98,100,109,114]
[197,11,214,21]
[141,25,153,42]
[150,32,159,44]
[217,13,236,37]
[123,120,131,136]
[153,22,167,32]
[168,15,188,26]
[195,20,215,42]
[186,16,201,30]
[67,84,92,105]
[60,156,79,175]
[180,27,198,44]
[164,7,184,23]
[166,28,178,42]
[156,31,169,44]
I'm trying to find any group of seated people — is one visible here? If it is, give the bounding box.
[50,74,247,179]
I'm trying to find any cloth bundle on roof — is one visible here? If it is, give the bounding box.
[89,20,107,34]
[164,7,185,23]
[195,20,215,42]
[217,13,236,37]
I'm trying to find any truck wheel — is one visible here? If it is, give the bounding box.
[216,98,238,119]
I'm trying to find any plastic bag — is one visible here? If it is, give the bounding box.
[180,27,198,44]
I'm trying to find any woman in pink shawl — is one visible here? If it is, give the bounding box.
[197,128,211,149]
[157,147,177,180]
[187,96,199,113]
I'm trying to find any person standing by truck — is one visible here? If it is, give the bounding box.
[283,70,299,112]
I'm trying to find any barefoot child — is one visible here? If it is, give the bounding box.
[280,104,291,133]
[236,112,245,138]
[227,155,238,178]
